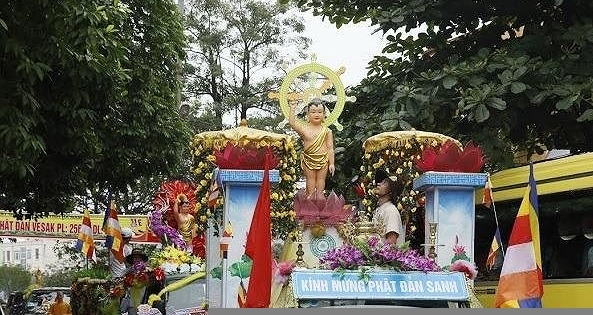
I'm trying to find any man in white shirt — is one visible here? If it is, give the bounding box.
[109,227,134,278]
[372,169,405,246]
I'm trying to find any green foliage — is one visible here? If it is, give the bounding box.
[294,0,593,169]
[43,269,76,288]
[183,0,310,128]
[0,0,189,217]
[72,268,112,281]
[0,264,31,293]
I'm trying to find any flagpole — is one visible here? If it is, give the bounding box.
[488,174,505,257]
[490,200,505,257]
[221,249,228,308]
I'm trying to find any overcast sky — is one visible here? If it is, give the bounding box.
[297,11,390,88]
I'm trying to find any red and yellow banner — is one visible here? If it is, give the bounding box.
[0,211,160,243]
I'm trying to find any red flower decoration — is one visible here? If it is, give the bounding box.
[415,140,485,173]
[153,267,166,281]
[213,143,279,169]
[152,180,197,230]
[352,182,366,198]
[192,233,206,259]
[109,285,124,298]
[123,274,134,287]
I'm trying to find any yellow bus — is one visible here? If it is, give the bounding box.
[473,152,593,307]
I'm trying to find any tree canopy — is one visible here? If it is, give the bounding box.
[291,0,593,171]
[183,0,310,129]
[0,0,189,217]
[0,264,31,293]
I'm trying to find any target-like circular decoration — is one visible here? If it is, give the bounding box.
[278,62,347,131]
[309,233,337,258]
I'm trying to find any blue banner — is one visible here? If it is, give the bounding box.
[291,270,469,301]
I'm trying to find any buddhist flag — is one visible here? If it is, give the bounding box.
[102,200,125,262]
[484,176,504,270]
[76,209,96,261]
[494,163,543,308]
[243,152,272,308]
[208,169,222,208]
[482,176,494,208]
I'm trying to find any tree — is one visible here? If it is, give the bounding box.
[0,265,31,294]
[1,0,190,217]
[183,0,310,128]
[291,0,593,169]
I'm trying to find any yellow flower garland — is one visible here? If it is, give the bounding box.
[190,134,299,240]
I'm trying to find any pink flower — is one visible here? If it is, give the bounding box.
[453,244,465,255]
[449,259,478,280]
[274,260,296,284]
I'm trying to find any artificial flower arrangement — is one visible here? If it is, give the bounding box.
[149,245,204,275]
[190,128,299,240]
[273,260,297,285]
[293,190,349,238]
[415,140,486,173]
[213,142,280,169]
[319,236,441,275]
[124,261,153,288]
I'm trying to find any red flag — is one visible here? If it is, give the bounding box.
[243,152,272,308]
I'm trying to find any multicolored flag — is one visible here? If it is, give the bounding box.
[207,170,222,208]
[484,176,504,270]
[75,209,95,261]
[494,163,543,308]
[242,153,272,308]
[102,200,125,262]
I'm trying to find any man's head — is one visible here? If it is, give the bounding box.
[55,292,64,302]
[374,169,404,204]
[306,98,326,124]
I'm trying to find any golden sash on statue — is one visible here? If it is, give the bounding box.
[178,217,195,243]
[301,126,329,170]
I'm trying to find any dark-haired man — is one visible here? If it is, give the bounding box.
[372,169,405,245]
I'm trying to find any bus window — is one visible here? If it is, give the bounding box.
[475,188,593,281]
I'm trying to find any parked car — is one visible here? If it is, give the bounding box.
[6,291,25,315]
[23,287,71,315]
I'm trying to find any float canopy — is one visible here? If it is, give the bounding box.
[194,119,292,148]
[363,130,461,153]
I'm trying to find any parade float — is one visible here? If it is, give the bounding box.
[68,59,488,312]
[268,130,487,308]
